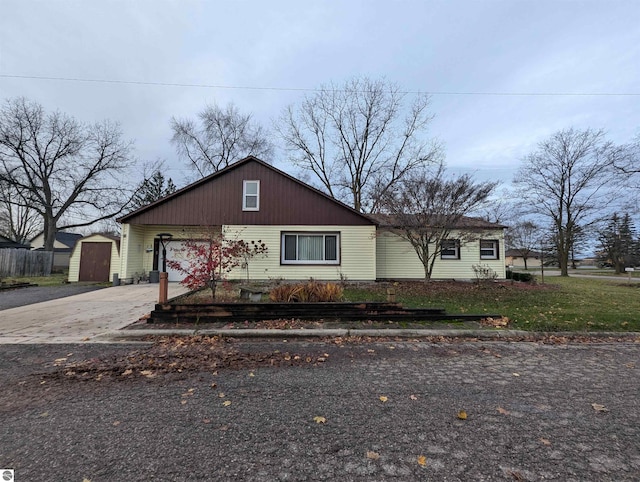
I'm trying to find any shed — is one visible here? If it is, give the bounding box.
[68,233,121,282]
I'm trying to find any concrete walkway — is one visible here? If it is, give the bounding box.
[0,283,188,344]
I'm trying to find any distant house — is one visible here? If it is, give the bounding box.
[29,231,83,271]
[505,249,543,269]
[0,234,30,250]
[103,156,507,283]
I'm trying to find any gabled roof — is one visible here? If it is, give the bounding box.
[367,213,506,230]
[119,156,375,227]
[77,233,121,253]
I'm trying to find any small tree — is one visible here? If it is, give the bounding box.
[597,213,638,273]
[166,230,267,301]
[131,168,177,210]
[380,165,497,281]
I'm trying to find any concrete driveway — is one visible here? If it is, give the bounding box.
[0,283,188,344]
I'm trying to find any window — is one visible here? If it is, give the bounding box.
[480,240,499,259]
[243,180,260,211]
[281,233,340,264]
[441,239,460,259]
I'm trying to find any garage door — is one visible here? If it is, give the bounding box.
[79,242,112,282]
[159,241,192,282]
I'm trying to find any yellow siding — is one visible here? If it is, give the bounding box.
[376,229,506,280]
[224,225,377,281]
[120,224,146,279]
[68,235,121,282]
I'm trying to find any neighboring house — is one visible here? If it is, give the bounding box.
[68,233,121,282]
[101,156,506,283]
[370,214,506,280]
[0,234,30,250]
[29,231,83,270]
[505,249,543,269]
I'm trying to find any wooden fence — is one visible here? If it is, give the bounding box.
[0,249,53,277]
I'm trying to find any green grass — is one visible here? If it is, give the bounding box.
[1,273,69,286]
[344,277,640,332]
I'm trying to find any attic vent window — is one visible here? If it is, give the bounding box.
[243,180,260,211]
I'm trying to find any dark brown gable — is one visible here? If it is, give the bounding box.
[120,158,374,226]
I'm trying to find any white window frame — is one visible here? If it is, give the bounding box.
[480,239,499,260]
[281,232,340,265]
[242,180,260,211]
[440,239,460,260]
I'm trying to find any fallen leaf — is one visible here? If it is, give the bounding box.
[83,479,91,482]
[457,410,467,420]
[121,369,133,376]
[367,349,375,353]
[417,455,427,466]
[40,411,49,417]
[379,396,388,403]
[389,346,395,350]
[181,400,187,405]
[323,353,330,357]
[54,357,67,365]
[112,421,121,426]
[313,416,326,424]
[591,403,609,412]
[366,451,380,460]
[497,407,510,415]
[223,400,232,407]
[410,395,418,401]
[40,380,46,385]
[140,370,155,378]
[218,392,225,398]
[210,382,217,388]
[202,418,211,424]
[512,373,520,377]
[248,372,255,377]
[540,438,551,446]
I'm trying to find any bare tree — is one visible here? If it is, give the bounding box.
[0,178,40,242]
[379,164,498,280]
[171,102,273,178]
[277,76,442,212]
[505,220,542,270]
[514,128,620,276]
[0,97,134,252]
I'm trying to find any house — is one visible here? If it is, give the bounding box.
[0,234,30,250]
[505,249,543,269]
[370,214,506,279]
[108,156,506,283]
[29,231,83,271]
[68,233,121,282]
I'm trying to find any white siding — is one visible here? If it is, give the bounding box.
[376,229,506,280]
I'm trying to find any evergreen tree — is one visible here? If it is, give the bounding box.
[597,213,638,273]
[131,170,177,210]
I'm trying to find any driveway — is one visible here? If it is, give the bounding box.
[0,283,188,344]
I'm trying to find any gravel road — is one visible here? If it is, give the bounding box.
[1,340,639,481]
[0,284,106,311]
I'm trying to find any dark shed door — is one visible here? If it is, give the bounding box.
[79,242,112,282]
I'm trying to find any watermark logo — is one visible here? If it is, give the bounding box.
[1,470,14,482]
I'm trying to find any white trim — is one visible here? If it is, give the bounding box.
[480,239,499,259]
[242,180,260,211]
[440,239,460,259]
[281,232,340,265]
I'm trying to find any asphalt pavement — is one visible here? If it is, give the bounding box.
[1,340,639,481]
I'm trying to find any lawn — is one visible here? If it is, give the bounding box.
[343,277,640,332]
[1,272,69,286]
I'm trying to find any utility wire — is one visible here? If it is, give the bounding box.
[1,74,638,97]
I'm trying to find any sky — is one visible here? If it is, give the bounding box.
[0,0,638,191]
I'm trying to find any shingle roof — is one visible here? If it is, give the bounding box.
[366,213,506,229]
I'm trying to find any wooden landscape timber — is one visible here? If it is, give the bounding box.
[148,301,500,324]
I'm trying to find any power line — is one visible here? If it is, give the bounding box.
[1,74,638,97]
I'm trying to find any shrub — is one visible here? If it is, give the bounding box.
[269,280,344,302]
[472,263,497,283]
[506,269,535,283]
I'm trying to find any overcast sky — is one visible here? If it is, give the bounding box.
[1,0,638,189]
